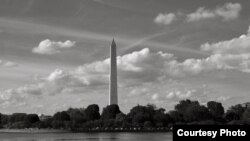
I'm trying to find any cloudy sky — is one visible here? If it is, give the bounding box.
[1,0,250,114]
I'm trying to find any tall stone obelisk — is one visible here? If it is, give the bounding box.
[109,39,118,105]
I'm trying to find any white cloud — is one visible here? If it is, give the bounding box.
[151,93,159,100]
[0,88,27,107]
[0,48,247,102]
[2,45,250,100]
[176,54,250,74]
[32,39,75,54]
[166,90,194,99]
[200,26,250,73]
[154,3,241,25]
[186,7,216,22]
[0,48,175,105]
[215,3,242,21]
[201,26,250,55]
[77,48,174,82]
[154,13,177,25]
[3,25,250,105]
[216,96,231,102]
[0,60,18,67]
[187,3,241,22]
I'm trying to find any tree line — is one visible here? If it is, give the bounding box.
[0,99,250,131]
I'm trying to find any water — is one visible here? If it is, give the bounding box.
[0,132,172,141]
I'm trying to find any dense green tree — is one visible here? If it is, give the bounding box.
[242,108,250,123]
[153,109,170,127]
[174,100,209,122]
[53,111,70,121]
[127,105,158,127]
[115,113,126,122]
[52,111,71,129]
[38,117,53,128]
[0,114,9,126]
[6,113,40,128]
[144,121,153,128]
[175,100,195,114]
[225,104,246,121]
[165,113,172,125]
[207,101,224,119]
[103,119,116,128]
[225,111,240,121]
[67,108,86,123]
[185,104,210,122]
[51,121,64,129]
[101,104,121,120]
[2,100,250,129]
[168,110,184,123]
[0,113,2,128]
[26,114,40,124]
[9,113,27,123]
[9,122,28,129]
[66,108,87,129]
[132,112,150,126]
[85,104,100,121]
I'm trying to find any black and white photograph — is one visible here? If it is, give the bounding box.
[0,0,250,140]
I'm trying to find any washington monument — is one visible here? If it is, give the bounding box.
[109,39,118,105]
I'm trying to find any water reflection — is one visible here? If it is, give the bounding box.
[0,132,172,141]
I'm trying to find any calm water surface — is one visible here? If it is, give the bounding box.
[0,132,172,141]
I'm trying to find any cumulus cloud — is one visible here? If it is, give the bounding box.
[0,70,82,105]
[175,54,250,74]
[166,90,194,99]
[216,96,231,102]
[3,25,250,105]
[0,60,18,67]
[154,13,177,25]
[77,48,174,82]
[187,3,241,22]
[0,45,248,102]
[186,7,216,22]
[215,3,242,21]
[201,26,250,54]
[151,93,159,100]
[0,88,28,107]
[1,44,249,99]
[0,48,175,105]
[32,39,76,54]
[200,26,250,73]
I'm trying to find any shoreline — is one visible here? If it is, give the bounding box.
[0,129,69,133]
[0,128,171,133]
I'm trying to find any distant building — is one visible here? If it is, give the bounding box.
[39,114,52,121]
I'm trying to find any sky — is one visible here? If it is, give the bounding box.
[1,0,250,115]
